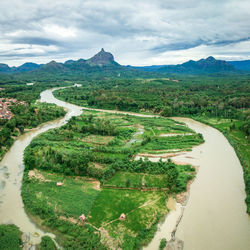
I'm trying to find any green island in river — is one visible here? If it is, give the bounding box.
[22,109,203,249]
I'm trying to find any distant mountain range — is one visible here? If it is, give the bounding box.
[0,62,42,73]
[131,57,250,74]
[228,60,250,71]
[0,49,250,76]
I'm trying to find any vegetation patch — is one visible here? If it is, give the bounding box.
[0,224,22,250]
[88,189,167,239]
[23,170,100,218]
[104,172,144,188]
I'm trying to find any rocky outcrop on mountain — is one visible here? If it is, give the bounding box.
[87,48,118,66]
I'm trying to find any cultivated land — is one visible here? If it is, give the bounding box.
[22,110,203,249]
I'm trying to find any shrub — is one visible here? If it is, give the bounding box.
[0,224,22,250]
[39,236,56,250]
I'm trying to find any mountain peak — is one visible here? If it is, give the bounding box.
[206,56,216,61]
[87,48,117,66]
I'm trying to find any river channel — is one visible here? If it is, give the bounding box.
[144,118,250,250]
[0,86,82,245]
[0,87,249,249]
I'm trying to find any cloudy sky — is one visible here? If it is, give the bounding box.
[1,0,250,66]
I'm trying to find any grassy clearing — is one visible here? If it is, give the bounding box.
[104,172,143,188]
[104,164,195,192]
[26,170,100,218]
[81,134,114,145]
[88,189,167,233]
[104,172,169,189]
[144,175,168,188]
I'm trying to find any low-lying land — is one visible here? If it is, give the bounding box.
[23,110,203,249]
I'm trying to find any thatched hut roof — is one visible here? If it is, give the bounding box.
[119,213,126,220]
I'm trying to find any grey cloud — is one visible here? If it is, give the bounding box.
[209,37,250,46]
[152,37,250,53]
[0,0,250,66]
[11,37,61,46]
[152,40,205,52]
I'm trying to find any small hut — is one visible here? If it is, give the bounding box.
[119,213,126,221]
[79,214,86,223]
[56,182,63,186]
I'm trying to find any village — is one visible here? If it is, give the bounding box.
[0,98,25,120]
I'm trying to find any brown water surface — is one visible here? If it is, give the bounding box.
[143,117,250,250]
[173,118,250,250]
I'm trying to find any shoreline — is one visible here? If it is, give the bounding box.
[191,116,250,214]
[143,158,199,250]
[0,105,67,163]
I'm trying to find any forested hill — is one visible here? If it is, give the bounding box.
[1,50,250,78]
[130,56,244,74]
[0,49,156,79]
[229,60,250,71]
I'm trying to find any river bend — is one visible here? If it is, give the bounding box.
[0,88,249,249]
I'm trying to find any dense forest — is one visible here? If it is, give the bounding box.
[54,76,250,119]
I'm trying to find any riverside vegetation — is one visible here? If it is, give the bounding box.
[23,110,203,249]
[0,81,67,161]
[54,76,250,213]
[0,224,56,250]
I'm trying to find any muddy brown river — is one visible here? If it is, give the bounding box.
[0,87,250,249]
[144,118,250,250]
[0,86,82,245]
[174,118,250,250]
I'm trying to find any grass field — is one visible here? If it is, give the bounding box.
[104,172,170,189]
[26,170,100,218]
[88,189,167,237]
[104,172,144,188]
